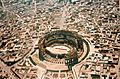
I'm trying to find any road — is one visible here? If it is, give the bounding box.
[0,59,16,79]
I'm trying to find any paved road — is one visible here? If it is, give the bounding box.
[0,59,16,79]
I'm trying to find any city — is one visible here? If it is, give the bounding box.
[0,0,120,79]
